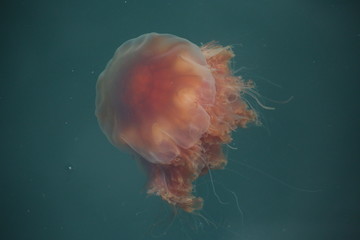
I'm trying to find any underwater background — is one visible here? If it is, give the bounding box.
[1,0,359,239]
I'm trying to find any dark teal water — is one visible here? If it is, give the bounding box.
[2,0,359,239]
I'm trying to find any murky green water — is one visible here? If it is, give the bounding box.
[2,0,359,239]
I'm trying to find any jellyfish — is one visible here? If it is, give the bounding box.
[95,33,257,212]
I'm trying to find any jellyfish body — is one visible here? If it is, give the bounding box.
[96,33,256,212]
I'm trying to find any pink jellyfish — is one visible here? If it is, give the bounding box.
[95,33,256,212]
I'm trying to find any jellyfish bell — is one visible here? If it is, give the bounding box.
[96,33,215,164]
[96,33,257,212]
